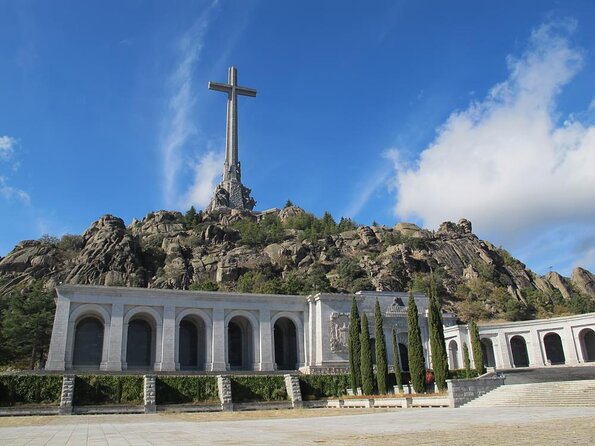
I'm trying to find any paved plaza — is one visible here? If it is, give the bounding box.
[1,406,594,445]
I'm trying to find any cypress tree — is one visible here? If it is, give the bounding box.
[463,342,471,378]
[348,296,362,391]
[469,320,485,375]
[428,273,449,392]
[360,312,375,395]
[407,291,426,393]
[391,327,403,392]
[374,298,388,394]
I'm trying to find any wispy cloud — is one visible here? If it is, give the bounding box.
[181,150,224,209]
[389,20,595,272]
[0,176,30,205]
[342,162,392,219]
[0,136,17,160]
[160,1,219,208]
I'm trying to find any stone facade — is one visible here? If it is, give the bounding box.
[444,313,595,370]
[45,285,446,373]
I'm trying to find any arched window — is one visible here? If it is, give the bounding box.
[481,338,496,368]
[73,317,104,368]
[227,316,254,370]
[274,317,298,370]
[543,333,565,365]
[448,340,459,369]
[510,335,529,367]
[126,318,154,368]
[178,316,206,370]
[579,328,595,362]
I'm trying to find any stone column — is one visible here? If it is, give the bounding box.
[59,375,75,415]
[45,297,71,371]
[105,302,124,371]
[217,375,233,412]
[259,309,274,371]
[211,308,227,371]
[160,305,176,371]
[144,375,156,414]
[528,331,543,366]
[563,326,580,365]
[497,332,513,368]
[284,374,303,408]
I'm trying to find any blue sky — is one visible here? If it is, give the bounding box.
[1,1,595,276]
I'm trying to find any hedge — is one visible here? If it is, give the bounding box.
[298,374,351,400]
[156,376,219,404]
[448,369,479,379]
[0,375,62,406]
[73,375,143,405]
[230,376,288,403]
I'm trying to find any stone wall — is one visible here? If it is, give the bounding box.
[447,377,505,408]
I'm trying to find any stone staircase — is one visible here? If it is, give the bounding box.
[464,379,595,407]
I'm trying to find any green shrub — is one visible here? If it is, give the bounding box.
[0,375,62,406]
[73,375,143,405]
[298,375,351,400]
[230,376,288,403]
[448,369,479,379]
[156,376,219,404]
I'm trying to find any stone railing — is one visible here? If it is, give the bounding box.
[446,377,505,408]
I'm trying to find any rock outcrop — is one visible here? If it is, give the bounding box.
[1,209,593,320]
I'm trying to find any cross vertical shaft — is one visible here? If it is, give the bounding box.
[209,66,257,183]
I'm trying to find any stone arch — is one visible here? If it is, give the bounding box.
[510,335,529,367]
[398,343,409,372]
[123,307,162,370]
[273,317,298,370]
[271,312,304,368]
[481,337,496,368]
[579,328,595,362]
[66,304,111,369]
[225,311,259,370]
[73,317,104,369]
[543,332,565,365]
[175,309,212,371]
[448,340,459,369]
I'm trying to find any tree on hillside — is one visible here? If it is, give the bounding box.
[360,312,375,395]
[284,199,294,208]
[428,272,449,391]
[0,282,56,369]
[391,328,403,392]
[348,296,362,391]
[463,342,472,378]
[184,206,201,229]
[469,320,485,375]
[374,298,388,394]
[407,291,426,393]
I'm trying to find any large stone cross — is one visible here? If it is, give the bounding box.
[208,66,257,183]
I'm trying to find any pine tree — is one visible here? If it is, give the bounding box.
[391,327,403,392]
[407,290,426,393]
[348,296,362,390]
[469,320,485,375]
[360,313,375,395]
[463,343,472,378]
[374,298,388,394]
[428,272,449,391]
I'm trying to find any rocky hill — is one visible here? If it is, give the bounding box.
[1,206,594,321]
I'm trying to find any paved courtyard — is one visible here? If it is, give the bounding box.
[1,406,594,445]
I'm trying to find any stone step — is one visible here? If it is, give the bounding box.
[464,379,595,408]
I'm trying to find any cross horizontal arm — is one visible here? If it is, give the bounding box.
[235,86,257,97]
[208,82,232,93]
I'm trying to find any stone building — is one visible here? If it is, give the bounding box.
[45,285,449,372]
[444,313,595,370]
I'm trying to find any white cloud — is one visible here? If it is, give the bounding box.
[0,136,17,160]
[0,176,30,205]
[391,20,595,262]
[342,163,392,219]
[180,150,224,209]
[160,2,218,208]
